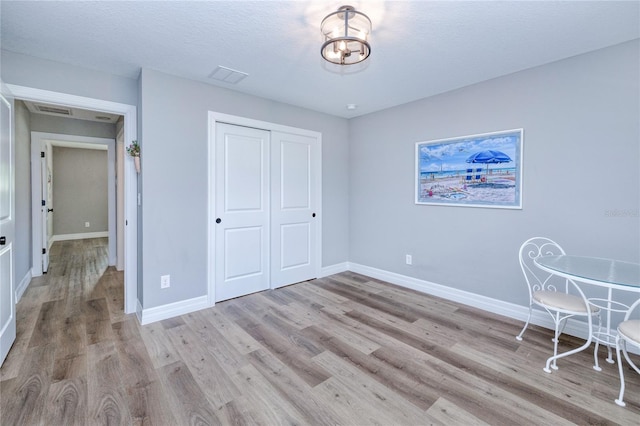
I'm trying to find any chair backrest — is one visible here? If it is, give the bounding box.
[623,298,640,322]
[619,298,640,347]
[519,237,567,299]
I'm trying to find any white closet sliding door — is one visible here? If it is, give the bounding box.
[270,131,319,289]
[213,120,320,303]
[214,123,271,302]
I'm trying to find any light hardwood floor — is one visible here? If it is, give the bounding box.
[1,238,638,425]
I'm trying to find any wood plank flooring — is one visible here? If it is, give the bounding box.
[1,237,639,425]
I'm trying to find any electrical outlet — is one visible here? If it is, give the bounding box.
[161,275,170,289]
[85,222,90,228]
[405,254,412,265]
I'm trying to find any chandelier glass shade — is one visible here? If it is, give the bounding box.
[320,5,372,65]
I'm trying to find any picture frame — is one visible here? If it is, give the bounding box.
[415,129,523,209]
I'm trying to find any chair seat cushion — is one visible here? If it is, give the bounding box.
[619,319,640,344]
[533,290,596,314]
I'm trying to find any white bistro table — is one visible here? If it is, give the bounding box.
[534,255,640,370]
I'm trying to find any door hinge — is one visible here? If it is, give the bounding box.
[42,248,46,255]
[41,151,45,158]
[42,200,46,206]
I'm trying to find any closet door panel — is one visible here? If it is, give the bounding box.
[215,123,270,302]
[271,131,319,288]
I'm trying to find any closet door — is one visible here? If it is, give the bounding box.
[270,131,319,288]
[214,123,270,302]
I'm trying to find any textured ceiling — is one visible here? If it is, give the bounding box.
[1,1,639,118]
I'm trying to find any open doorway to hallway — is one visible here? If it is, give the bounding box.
[8,84,138,315]
[25,102,122,274]
[30,129,120,275]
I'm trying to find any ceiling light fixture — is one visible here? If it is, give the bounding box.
[320,5,371,65]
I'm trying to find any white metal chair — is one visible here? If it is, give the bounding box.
[516,237,599,372]
[614,297,640,407]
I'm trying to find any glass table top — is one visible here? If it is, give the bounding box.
[535,255,640,288]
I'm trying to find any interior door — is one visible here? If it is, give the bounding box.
[0,86,16,365]
[270,131,319,288]
[41,148,50,272]
[46,144,53,250]
[215,123,270,302]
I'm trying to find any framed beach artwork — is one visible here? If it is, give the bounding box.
[415,129,523,209]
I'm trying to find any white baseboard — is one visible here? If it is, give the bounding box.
[51,231,108,242]
[136,299,143,324]
[321,262,349,277]
[346,262,592,342]
[15,270,32,303]
[138,295,209,325]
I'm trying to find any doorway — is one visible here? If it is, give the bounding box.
[8,84,138,314]
[30,133,116,274]
[209,113,322,304]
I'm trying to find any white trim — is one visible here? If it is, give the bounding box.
[15,270,31,303]
[207,111,323,306]
[7,85,133,116]
[207,116,215,307]
[346,262,593,342]
[321,262,349,277]
[8,84,138,314]
[211,112,322,139]
[136,299,143,324]
[51,231,109,242]
[50,141,107,150]
[138,296,209,325]
[115,125,125,271]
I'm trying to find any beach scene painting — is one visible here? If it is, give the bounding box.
[415,129,523,209]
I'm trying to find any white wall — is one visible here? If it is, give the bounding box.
[139,69,349,309]
[348,40,640,306]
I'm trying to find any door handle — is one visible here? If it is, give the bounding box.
[0,236,5,245]
[47,208,54,213]
[216,218,222,224]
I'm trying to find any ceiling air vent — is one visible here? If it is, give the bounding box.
[208,66,248,84]
[35,104,72,116]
